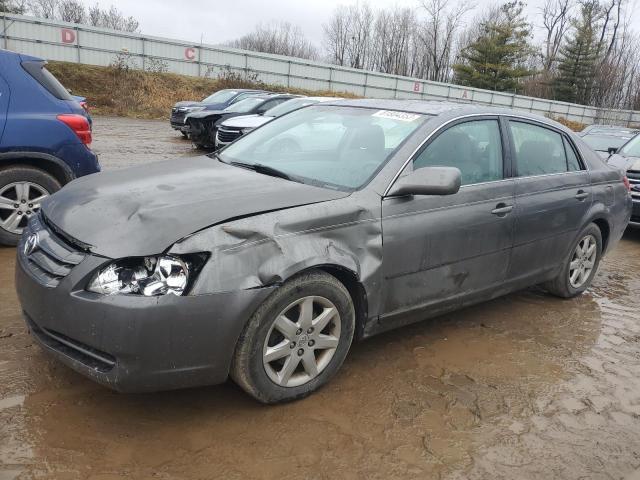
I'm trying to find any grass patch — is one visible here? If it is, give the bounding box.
[47,61,359,119]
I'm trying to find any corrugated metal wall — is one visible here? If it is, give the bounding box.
[2,12,639,126]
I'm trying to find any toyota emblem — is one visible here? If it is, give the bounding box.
[23,232,39,256]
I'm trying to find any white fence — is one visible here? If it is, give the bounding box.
[2,12,640,126]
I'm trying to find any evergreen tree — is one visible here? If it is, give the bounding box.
[553,0,602,104]
[453,2,537,92]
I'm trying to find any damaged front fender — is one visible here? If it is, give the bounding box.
[169,191,384,321]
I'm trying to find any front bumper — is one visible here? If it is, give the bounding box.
[630,198,640,226]
[15,230,274,393]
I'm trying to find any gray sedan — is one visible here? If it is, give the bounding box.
[16,100,632,403]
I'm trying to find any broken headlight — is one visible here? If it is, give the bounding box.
[87,255,191,296]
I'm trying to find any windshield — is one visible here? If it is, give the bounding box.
[218,105,426,190]
[583,134,629,151]
[265,98,320,117]
[223,97,264,113]
[202,89,238,104]
[620,135,640,157]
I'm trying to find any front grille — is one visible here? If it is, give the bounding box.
[20,214,86,288]
[217,127,242,144]
[629,170,640,201]
[25,313,115,373]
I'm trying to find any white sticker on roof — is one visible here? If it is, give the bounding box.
[372,110,421,122]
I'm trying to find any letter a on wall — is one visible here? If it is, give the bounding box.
[61,28,76,44]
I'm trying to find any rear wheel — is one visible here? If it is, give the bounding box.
[231,271,355,404]
[545,223,602,298]
[0,166,61,246]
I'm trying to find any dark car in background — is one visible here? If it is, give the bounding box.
[579,125,639,158]
[0,49,100,246]
[186,93,298,149]
[170,89,266,137]
[215,96,342,149]
[607,134,640,226]
[16,100,631,403]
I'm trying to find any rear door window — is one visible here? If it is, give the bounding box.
[21,61,72,100]
[509,121,573,176]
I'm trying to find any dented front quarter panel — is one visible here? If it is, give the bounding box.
[169,190,384,321]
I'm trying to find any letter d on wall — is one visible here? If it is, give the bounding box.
[61,28,76,44]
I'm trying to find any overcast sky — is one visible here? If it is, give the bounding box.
[108,0,639,50]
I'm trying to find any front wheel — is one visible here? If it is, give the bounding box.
[0,166,61,246]
[545,223,603,298]
[231,271,355,404]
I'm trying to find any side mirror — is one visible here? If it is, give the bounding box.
[386,166,461,197]
[608,147,618,155]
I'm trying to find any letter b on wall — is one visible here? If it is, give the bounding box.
[61,28,76,44]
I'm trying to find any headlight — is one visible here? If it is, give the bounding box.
[241,127,254,134]
[87,255,189,296]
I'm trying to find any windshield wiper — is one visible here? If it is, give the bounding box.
[229,161,291,180]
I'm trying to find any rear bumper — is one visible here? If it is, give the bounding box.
[16,234,274,392]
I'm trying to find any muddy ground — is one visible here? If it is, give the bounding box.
[2,116,640,480]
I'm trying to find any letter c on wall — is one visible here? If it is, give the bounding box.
[185,47,196,61]
[61,28,76,44]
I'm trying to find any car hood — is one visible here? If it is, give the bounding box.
[221,115,274,129]
[41,157,350,258]
[607,153,640,172]
[173,101,202,108]
[186,109,226,120]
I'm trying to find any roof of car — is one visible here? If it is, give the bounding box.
[322,98,572,129]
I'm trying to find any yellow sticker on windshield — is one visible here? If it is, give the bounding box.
[372,110,421,122]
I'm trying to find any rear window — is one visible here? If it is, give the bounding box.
[21,61,73,101]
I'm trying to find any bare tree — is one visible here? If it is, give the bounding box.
[1,0,28,13]
[27,0,58,18]
[540,0,573,72]
[416,0,472,82]
[85,3,138,32]
[227,21,318,60]
[57,0,85,23]
[370,7,415,75]
[322,5,352,65]
[322,3,374,68]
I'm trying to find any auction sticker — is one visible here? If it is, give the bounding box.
[372,110,421,122]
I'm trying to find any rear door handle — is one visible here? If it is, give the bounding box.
[491,203,513,216]
[575,190,589,200]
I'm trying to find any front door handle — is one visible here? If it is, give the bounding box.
[575,190,589,201]
[491,203,513,216]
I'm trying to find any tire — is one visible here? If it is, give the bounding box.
[0,166,61,246]
[231,270,355,404]
[544,223,603,298]
[181,131,189,139]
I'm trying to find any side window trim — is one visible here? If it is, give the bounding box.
[506,117,587,178]
[409,115,506,185]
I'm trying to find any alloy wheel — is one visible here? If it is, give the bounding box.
[0,182,49,235]
[568,234,597,288]
[262,296,341,388]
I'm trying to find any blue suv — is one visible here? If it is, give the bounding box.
[0,49,100,245]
